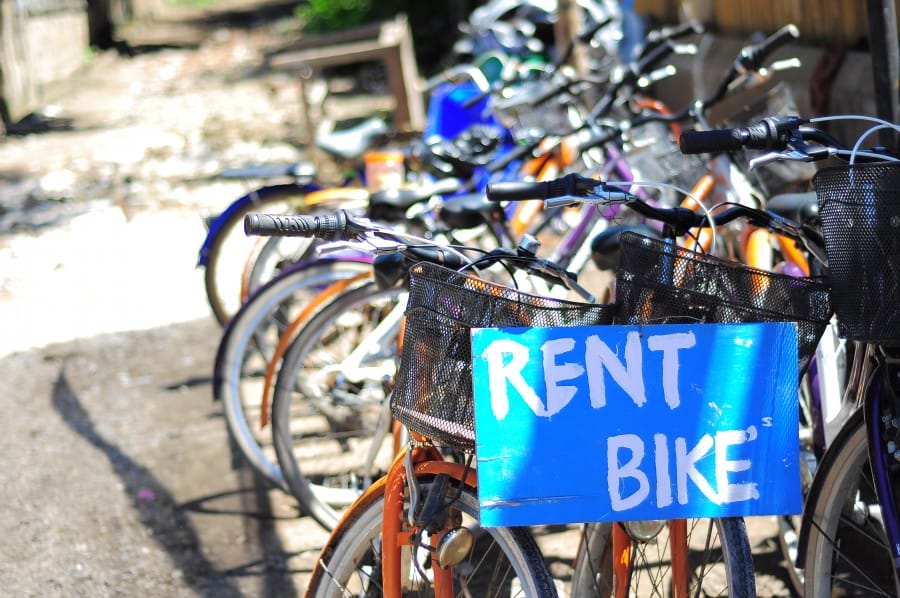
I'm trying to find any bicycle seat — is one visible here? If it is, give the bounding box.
[368,187,436,221]
[766,191,818,225]
[315,118,389,161]
[438,193,505,230]
[591,224,661,270]
[417,125,506,179]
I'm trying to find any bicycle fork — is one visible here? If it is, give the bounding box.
[382,444,476,597]
[610,520,689,598]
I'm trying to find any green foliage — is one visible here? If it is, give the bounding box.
[294,0,375,32]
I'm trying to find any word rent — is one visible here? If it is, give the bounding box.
[479,330,695,419]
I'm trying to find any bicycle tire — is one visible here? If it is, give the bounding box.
[777,324,854,597]
[213,257,372,490]
[272,281,404,529]
[305,475,558,597]
[202,184,317,326]
[571,517,756,596]
[244,235,318,301]
[801,408,899,597]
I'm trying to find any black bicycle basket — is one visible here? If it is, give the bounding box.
[615,232,832,374]
[391,261,616,451]
[814,161,900,344]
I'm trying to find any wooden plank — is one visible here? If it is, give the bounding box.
[267,39,388,70]
[267,15,424,133]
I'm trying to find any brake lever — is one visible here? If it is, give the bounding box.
[799,236,830,269]
[316,235,403,256]
[530,258,596,303]
[748,149,813,169]
[749,138,835,169]
[543,195,580,209]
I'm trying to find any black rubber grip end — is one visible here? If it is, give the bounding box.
[679,129,744,154]
[244,212,261,235]
[243,212,347,238]
[486,181,549,201]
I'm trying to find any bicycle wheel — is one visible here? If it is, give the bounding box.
[214,257,372,490]
[802,409,899,597]
[243,235,318,301]
[306,476,558,597]
[571,517,755,596]
[271,281,404,529]
[201,184,315,326]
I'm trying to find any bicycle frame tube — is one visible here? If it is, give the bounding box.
[331,294,407,382]
[611,520,689,598]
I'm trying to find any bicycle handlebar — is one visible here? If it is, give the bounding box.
[485,173,596,201]
[244,208,593,299]
[244,211,369,241]
[679,116,809,154]
[423,64,491,96]
[580,26,802,153]
[703,24,799,110]
[466,16,696,113]
[487,173,817,247]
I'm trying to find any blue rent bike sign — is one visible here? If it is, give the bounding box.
[471,322,801,527]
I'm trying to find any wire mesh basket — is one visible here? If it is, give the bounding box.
[494,87,577,140]
[814,161,900,344]
[623,121,709,205]
[391,261,616,451]
[614,232,832,374]
[717,81,817,195]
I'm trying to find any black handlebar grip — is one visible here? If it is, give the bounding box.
[679,128,745,154]
[739,24,799,71]
[487,173,592,202]
[680,117,792,154]
[486,181,550,202]
[244,211,347,239]
[739,119,782,149]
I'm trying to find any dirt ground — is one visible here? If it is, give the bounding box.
[0,4,797,596]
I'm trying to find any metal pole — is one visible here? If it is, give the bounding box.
[866,0,899,147]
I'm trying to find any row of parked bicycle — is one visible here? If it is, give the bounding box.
[195,2,900,596]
